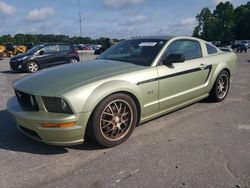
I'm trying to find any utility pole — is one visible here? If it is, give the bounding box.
[78,0,83,37]
[79,12,83,37]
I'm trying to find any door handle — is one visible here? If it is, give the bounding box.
[199,64,207,70]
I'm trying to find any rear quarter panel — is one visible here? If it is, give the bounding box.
[203,51,237,92]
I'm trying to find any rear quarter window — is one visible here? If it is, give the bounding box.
[59,44,71,51]
[206,43,218,55]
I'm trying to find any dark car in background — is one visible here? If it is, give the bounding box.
[231,43,248,53]
[212,40,234,52]
[10,43,80,73]
[241,41,250,48]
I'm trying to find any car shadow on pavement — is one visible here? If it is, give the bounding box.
[0,70,26,75]
[0,109,102,155]
[199,98,213,103]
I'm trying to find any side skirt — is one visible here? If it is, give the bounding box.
[140,93,209,124]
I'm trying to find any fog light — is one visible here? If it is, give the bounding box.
[42,122,76,128]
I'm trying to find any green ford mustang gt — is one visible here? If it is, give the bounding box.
[7,36,238,147]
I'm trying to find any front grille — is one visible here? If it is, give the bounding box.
[15,90,39,111]
[10,61,18,69]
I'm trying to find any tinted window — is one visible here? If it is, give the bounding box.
[41,45,57,53]
[98,39,166,66]
[26,45,43,54]
[59,44,71,51]
[206,43,218,54]
[165,40,202,61]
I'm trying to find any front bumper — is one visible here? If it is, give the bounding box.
[7,97,90,146]
[9,60,23,71]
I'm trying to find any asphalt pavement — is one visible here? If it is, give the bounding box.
[0,52,249,188]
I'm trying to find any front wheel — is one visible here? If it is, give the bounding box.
[209,71,230,102]
[88,93,138,147]
[27,61,39,73]
[69,58,78,63]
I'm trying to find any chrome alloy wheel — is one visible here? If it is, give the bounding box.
[216,74,229,99]
[100,100,133,142]
[28,62,38,73]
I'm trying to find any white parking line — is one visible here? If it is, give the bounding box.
[238,124,250,130]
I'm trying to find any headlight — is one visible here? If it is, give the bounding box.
[17,56,28,61]
[42,97,73,114]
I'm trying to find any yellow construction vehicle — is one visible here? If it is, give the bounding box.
[3,43,14,57]
[0,45,6,58]
[0,43,28,58]
[13,45,27,55]
[0,44,12,57]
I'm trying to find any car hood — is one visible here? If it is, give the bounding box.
[13,59,145,96]
[11,53,29,61]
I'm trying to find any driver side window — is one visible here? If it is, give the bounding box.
[165,40,202,61]
[41,45,58,54]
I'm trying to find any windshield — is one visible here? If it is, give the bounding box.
[26,45,43,54]
[98,39,167,66]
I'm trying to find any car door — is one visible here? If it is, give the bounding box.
[57,44,72,64]
[157,39,211,109]
[36,44,60,68]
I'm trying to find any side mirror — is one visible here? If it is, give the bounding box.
[39,50,44,55]
[162,54,185,65]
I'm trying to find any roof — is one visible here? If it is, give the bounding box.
[130,36,205,42]
[37,43,73,46]
[139,35,175,40]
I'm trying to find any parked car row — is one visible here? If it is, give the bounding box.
[75,44,101,51]
[211,40,249,53]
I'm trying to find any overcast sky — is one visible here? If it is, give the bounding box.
[0,0,248,39]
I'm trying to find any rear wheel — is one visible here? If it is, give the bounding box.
[209,70,230,102]
[27,61,39,73]
[88,93,138,147]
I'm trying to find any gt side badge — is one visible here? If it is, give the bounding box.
[147,90,154,95]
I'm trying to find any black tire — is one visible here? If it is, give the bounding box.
[26,61,39,73]
[87,93,138,147]
[69,58,78,63]
[209,70,230,102]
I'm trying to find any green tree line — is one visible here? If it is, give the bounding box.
[193,1,250,41]
[0,33,114,48]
